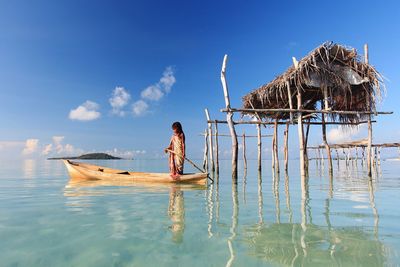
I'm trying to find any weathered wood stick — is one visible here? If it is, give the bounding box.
[214,123,219,174]
[257,124,262,172]
[365,43,373,177]
[199,133,272,137]
[220,108,392,115]
[208,120,377,126]
[242,133,247,172]
[284,121,289,172]
[205,108,215,173]
[274,119,280,173]
[220,54,238,180]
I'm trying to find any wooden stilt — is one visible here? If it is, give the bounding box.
[293,57,306,177]
[257,124,262,172]
[205,109,215,173]
[203,130,209,172]
[284,121,289,172]
[220,55,238,180]
[362,147,365,166]
[321,100,333,176]
[274,119,280,173]
[355,147,359,165]
[297,89,306,177]
[272,125,275,171]
[242,133,247,174]
[365,44,373,177]
[335,149,339,168]
[320,148,324,166]
[214,123,219,174]
[304,119,310,168]
[377,147,381,166]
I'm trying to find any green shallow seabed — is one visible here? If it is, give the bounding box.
[0,159,399,266]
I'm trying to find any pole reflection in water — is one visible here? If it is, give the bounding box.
[273,170,280,224]
[258,170,263,225]
[207,180,214,238]
[242,165,388,267]
[226,182,238,267]
[168,186,185,243]
[242,172,247,204]
[300,174,309,259]
[215,174,220,223]
[284,172,292,224]
[368,176,379,239]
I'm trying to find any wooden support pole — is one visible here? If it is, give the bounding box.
[293,56,306,177]
[200,133,272,138]
[257,124,262,172]
[221,108,392,116]
[321,100,333,175]
[205,109,215,173]
[203,130,209,172]
[304,119,310,168]
[362,147,365,166]
[355,147,359,165]
[320,148,324,166]
[214,122,219,174]
[272,126,275,171]
[335,149,339,168]
[297,89,306,177]
[284,121,289,172]
[220,54,238,180]
[274,119,280,173]
[209,119,377,126]
[377,147,381,166]
[365,44,373,177]
[242,133,247,173]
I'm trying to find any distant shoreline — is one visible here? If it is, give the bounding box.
[48,152,128,160]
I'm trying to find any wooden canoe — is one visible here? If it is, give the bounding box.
[63,160,208,185]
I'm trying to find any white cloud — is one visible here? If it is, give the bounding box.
[42,144,53,155]
[22,139,39,155]
[132,100,149,116]
[52,136,65,153]
[141,85,164,101]
[69,101,101,121]
[109,87,131,116]
[327,126,365,143]
[139,66,175,102]
[159,66,176,93]
[64,144,82,155]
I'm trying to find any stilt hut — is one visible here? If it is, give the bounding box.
[241,42,385,176]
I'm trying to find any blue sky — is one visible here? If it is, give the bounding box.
[1,0,400,160]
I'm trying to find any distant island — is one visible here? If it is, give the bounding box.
[48,152,123,160]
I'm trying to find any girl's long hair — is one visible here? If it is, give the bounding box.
[172,121,183,134]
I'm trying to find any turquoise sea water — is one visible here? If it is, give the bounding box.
[0,159,399,266]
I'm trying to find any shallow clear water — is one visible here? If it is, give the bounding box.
[0,159,399,266]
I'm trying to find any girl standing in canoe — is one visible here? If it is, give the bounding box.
[165,122,185,179]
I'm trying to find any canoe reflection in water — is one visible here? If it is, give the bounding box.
[168,186,185,243]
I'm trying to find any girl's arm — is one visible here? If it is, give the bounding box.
[165,136,173,153]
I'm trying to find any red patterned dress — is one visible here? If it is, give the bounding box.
[167,133,185,178]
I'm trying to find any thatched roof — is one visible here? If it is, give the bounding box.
[242,42,384,123]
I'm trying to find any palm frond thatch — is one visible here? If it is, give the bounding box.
[242,42,384,123]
